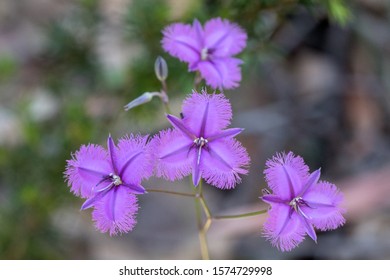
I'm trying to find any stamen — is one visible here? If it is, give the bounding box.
[111,174,122,186]
[194,137,208,147]
[201,48,208,60]
[96,173,123,191]
[289,196,304,213]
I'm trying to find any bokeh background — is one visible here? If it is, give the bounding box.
[1,0,390,259]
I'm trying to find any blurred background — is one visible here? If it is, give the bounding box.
[1,0,390,259]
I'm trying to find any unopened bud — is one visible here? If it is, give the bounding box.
[154,56,168,82]
[124,92,160,111]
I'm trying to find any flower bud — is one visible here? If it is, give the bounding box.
[124,92,160,111]
[154,56,168,82]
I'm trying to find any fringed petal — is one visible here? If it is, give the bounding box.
[264,152,309,200]
[197,57,242,90]
[151,129,193,181]
[204,17,247,57]
[64,144,111,198]
[161,23,201,65]
[201,138,250,189]
[302,181,346,231]
[182,90,233,136]
[263,203,306,252]
[92,186,138,236]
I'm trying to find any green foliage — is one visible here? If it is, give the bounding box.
[325,0,352,26]
[0,55,18,81]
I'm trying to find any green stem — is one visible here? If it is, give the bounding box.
[194,71,202,91]
[162,101,171,115]
[160,80,171,114]
[199,196,211,219]
[213,209,268,220]
[193,179,210,260]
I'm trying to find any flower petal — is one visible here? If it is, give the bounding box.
[181,91,232,137]
[302,181,346,231]
[262,194,287,204]
[207,128,243,142]
[152,129,193,181]
[64,144,112,198]
[192,147,202,187]
[193,19,204,47]
[116,134,153,185]
[122,183,146,195]
[107,135,119,173]
[298,168,321,197]
[197,57,242,90]
[263,203,306,252]
[204,17,247,57]
[264,152,309,200]
[92,186,138,236]
[80,187,111,210]
[167,114,196,139]
[297,207,317,243]
[161,22,201,65]
[201,138,250,189]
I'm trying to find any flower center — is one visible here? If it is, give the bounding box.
[194,137,208,147]
[289,196,304,212]
[109,173,122,186]
[201,48,209,60]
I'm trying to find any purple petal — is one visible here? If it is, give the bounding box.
[107,135,119,173]
[204,18,247,57]
[302,181,346,231]
[262,194,287,204]
[263,203,306,252]
[92,186,138,236]
[161,22,201,65]
[192,147,202,186]
[207,128,244,142]
[193,19,204,47]
[297,207,317,243]
[167,114,196,139]
[181,91,232,137]
[201,138,250,189]
[151,129,193,181]
[80,187,111,210]
[199,101,209,137]
[298,168,321,197]
[197,57,242,90]
[122,183,146,195]
[64,144,112,198]
[264,152,310,200]
[116,134,153,185]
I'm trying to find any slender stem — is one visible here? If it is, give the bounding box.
[162,100,171,115]
[198,230,210,260]
[199,196,211,219]
[145,188,195,198]
[192,179,210,260]
[213,209,268,220]
[194,71,202,91]
[160,80,171,114]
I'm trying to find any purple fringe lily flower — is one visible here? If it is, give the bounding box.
[152,90,250,189]
[162,18,247,89]
[261,152,345,251]
[65,135,152,235]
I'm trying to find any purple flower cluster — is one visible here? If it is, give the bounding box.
[65,135,152,235]
[152,90,250,189]
[162,18,247,89]
[261,152,345,251]
[65,90,250,234]
[64,17,346,252]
